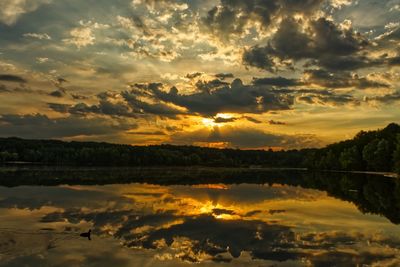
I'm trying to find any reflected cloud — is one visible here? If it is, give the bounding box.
[1,171,400,265]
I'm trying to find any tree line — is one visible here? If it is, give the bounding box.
[1,123,400,173]
[304,123,400,173]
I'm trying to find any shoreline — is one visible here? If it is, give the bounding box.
[0,165,398,178]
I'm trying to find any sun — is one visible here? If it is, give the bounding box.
[201,113,235,128]
[202,118,217,128]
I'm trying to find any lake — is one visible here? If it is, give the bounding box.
[0,168,399,266]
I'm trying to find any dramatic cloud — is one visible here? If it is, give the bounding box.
[303,69,390,89]
[0,0,52,25]
[215,73,234,80]
[195,79,229,93]
[202,0,324,40]
[170,126,320,149]
[0,0,399,147]
[252,76,301,87]
[0,74,27,83]
[23,32,51,40]
[243,17,371,71]
[49,88,66,98]
[366,91,400,104]
[186,72,203,79]
[63,25,96,48]
[268,120,286,125]
[130,79,294,116]
[296,89,359,107]
[0,114,135,139]
[49,100,138,118]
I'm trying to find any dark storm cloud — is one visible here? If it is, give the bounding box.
[71,93,88,100]
[243,17,372,72]
[195,78,229,93]
[242,45,276,72]
[73,101,136,118]
[214,73,234,80]
[315,55,382,71]
[268,120,286,125]
[0,74,27,83]
[47,75,366,121]
[310,17,368,55]
[0,113,134,139]
[252,76,301,87]
[49,100,138,118]
[0,85,49,95]
[49,89,182,119]
[185,72,203,79]
[243,116,262,124]
[49,88,66,98]
[121,91,183,118]
[304,69,389,89]
[56,77,68,84]
[127,131,166,136]
[202,0,324,39]
[388,55,400,66]
[58,75,366,121]
[297,91,359,106]
[213,116,237,123]
[47,103,70,113]
[365,91,400,104]
[131,79,294,116]
[203,3,256,40]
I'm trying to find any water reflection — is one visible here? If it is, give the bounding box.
[0,168,400,266]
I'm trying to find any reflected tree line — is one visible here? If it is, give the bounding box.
[0,167,400,224]
[1,123,400,173]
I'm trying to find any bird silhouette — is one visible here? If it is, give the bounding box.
[80,229,91,240]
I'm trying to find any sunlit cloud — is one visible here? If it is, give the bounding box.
[0,0,399,147]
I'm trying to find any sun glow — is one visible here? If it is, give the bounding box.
[202,113,236,128]
[202,118,217,128]
[216,113,235,119]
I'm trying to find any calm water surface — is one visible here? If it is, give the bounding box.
[0,168,399,266]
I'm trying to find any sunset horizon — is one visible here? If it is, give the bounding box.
[1,0,399,150]
[2,1,400,265]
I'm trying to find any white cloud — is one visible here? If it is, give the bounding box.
[64,27,95,48]
[116,16,134,29]
[36,57,49,63]
[23,33,51,40]
[63,21,109,48]
[390,4,400,11]
[0,0,52,25]
[330,0,353,9]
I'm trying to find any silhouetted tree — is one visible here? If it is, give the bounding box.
[1,123,400,172]
[339,146,362,170]
[393,134,400,174]
[363,139,391,171]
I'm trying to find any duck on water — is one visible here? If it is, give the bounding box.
[80,229,91,240]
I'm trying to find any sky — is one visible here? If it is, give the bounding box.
[0,0,399,149]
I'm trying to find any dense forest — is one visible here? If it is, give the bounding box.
[1,123,400,173]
